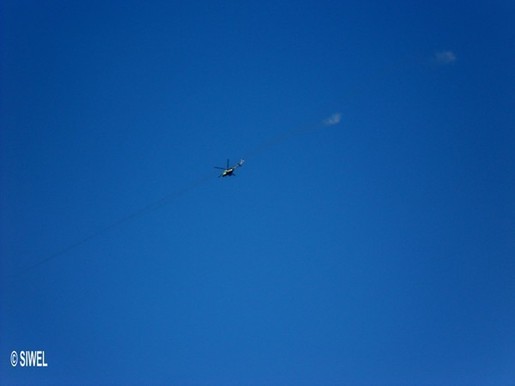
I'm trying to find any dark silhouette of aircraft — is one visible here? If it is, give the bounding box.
[214,159,245,177]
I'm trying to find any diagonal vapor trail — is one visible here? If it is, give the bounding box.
[9,113,341,279]
[244,112,341,159]
[9,174,213,279]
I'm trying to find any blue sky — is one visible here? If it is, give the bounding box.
[1,1,514,384]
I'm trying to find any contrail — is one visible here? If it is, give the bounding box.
[244,112,341,159]
[9,174,213,278]
[8,113,341,278]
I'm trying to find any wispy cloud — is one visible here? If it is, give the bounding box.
[324,113,341,126]
[435,50,456,64]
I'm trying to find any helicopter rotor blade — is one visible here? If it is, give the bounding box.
[214,167,225,170]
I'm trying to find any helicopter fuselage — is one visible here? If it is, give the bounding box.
[221,168,235,177]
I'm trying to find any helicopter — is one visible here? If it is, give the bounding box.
[214,159,245,177]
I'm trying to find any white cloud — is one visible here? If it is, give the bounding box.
[324,113,341,126]
[435,50,456,64]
